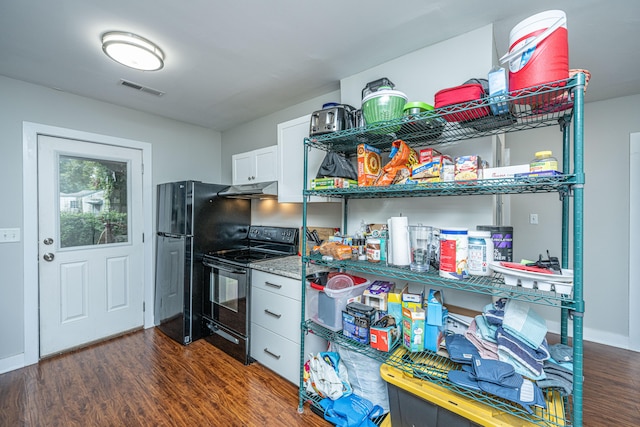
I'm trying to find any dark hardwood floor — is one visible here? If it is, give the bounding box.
[1,328,638,426]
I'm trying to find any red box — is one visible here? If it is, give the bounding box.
[434,83,490,123]
[418,148,443,163]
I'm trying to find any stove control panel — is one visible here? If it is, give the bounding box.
[248,226,298,245]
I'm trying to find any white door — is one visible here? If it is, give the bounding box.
[38,135,144,356]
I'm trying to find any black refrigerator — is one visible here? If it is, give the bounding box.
[154,181,250,345]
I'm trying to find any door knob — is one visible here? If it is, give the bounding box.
[43,253,55,262]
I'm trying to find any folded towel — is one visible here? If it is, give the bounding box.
[502,300,548,350]
[445,334,480,364]
[464,319,499,360]
[475,315,498,343]
[496,327,550,380]
[537,360,574,396]
[549,343,573,363]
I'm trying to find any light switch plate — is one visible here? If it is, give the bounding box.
[0,228,21,242]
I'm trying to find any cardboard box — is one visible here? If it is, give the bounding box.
[387,285,408,325]
[454,155,482,181]
[482,164,530,179]
[411,155,453,180]
[342,311,370,344]
[424,289,447,352]
[402,289,424,311]
[370,315,400,352]
[310,177,358,189]
[488,66,509,116]
[357,144,382,187]
[419,148,444,163]
[362,280,395,311]
[342,301,376,344]
[402,306,425,352]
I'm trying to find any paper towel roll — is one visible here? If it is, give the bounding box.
[388,216,411,266]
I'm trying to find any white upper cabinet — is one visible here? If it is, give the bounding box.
[232,145,278,185]
[277,115,334,203]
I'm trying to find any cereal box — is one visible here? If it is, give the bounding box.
[357,144,381,186]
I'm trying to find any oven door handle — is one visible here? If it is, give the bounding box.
[202,260,247,275]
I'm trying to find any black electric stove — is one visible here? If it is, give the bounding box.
[201,225,298,364]
[204,225,299,267]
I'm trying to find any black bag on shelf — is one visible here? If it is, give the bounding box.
[316,152,358,180]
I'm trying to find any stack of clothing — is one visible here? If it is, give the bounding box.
[456,299,575,397]
[464,299,550,380]
[445,335,546,414]
[537,343,575,396]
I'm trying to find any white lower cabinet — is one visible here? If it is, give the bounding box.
[251,270,326,384]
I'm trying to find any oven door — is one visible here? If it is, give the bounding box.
[202,258,248,336]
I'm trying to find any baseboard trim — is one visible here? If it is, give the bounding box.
[0,353,25,374]
[547,320,634,351]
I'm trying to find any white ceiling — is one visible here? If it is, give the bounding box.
[1,0,639,132]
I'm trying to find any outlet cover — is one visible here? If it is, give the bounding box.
[0,228,21,243]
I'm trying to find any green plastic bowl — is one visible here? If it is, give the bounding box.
[403,101,434,116]
[362,87,408,132]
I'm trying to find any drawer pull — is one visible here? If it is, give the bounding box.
[264,309,282,319]
[264,281,283,289]
[263,348,281,359]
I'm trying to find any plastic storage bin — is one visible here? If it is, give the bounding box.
[381,361,562,427]
[307,279,370,331]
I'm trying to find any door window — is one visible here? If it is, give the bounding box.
[58,155,128,248]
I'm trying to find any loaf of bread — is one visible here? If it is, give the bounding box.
[318,241,352,260]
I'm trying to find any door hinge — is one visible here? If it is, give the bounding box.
[142,233,145,243]
[141,162,144,174]
[143,302,145,312]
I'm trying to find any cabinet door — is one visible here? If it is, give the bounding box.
[253,145,278,183]
[277,115,333,203]
[232,151,256,185]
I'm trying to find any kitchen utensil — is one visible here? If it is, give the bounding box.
[361,86,407,131]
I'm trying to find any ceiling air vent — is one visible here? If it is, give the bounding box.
[119,79,165,97]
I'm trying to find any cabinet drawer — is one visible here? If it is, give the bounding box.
[252,270,301,301]
[251,323,300,385]
[251,287,301,343]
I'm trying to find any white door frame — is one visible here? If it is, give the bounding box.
[22,122,154,366]
[630,133,639,352]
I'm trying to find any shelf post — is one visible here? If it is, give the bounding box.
[571,71,587,427]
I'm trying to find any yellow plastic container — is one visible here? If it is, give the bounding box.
[380,358,566,427]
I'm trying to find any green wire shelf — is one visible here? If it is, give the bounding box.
[305,76,580,155]
[306,174,579,199]
[303,256,577,309]
[304,320,571,427]
[298,72,586,427]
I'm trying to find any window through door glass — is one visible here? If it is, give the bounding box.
[58,155,129,248]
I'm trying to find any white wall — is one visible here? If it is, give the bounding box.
[0,75,222,365]
[508,93,640,347]
[220,90,341,184]
[340,25,496,312]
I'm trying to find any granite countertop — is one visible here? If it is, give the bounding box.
[249,255,330,280]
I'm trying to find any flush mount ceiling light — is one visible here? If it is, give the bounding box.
[102,31,164,71]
